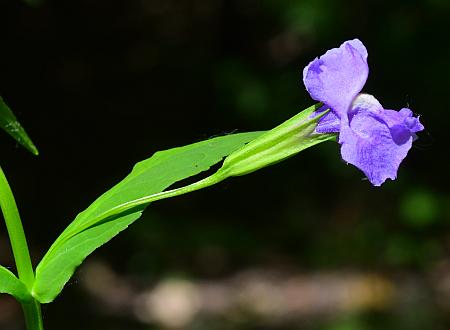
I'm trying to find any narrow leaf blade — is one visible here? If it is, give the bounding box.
[33,132,263,303]
[0,265,31,302]
[0,96,38,155]
[32,214,139,303]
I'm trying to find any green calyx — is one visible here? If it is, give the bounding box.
[218,103,336,178]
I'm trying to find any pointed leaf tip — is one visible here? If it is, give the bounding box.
[0,96,39,156]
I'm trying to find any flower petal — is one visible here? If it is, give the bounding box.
[339,96,421,186]
[349,93,383,118]
[340,117,412,186]
[381,108,424,133]
[303,39,369,118]
[374,107,425,144]
[313,105,340,133]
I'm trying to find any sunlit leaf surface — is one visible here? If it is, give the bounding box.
[33,132,263,303]
[0,96,38,155]
[0,265,31,302]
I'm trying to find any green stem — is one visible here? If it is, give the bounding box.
[22,299,44,330]
[98,171,227,220]
[0,165,44,330]
[47,171,228,255]
[0,165,34,287]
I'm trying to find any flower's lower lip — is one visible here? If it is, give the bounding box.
[404,117,417,129]
[351,93,383,112]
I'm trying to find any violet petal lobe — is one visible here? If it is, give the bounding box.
[372,107,424,145]
[303,39,369,118]
[382,108,424,133]
[314,105,341,133]
[339,95,422,186]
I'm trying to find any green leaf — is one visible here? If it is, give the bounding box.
[0,96,38,155]
[0,265,32,302]
[32,132,264,303]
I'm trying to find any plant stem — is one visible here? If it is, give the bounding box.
[100,170,228,219]
[22,299,44,330]
[41,171,229,271]
[54,171,228,247]
[0,165,44,330]
[0,166,34,288]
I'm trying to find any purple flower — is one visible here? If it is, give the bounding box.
[303,39,424,186]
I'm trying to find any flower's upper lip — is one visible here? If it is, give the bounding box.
[302,39,369,119]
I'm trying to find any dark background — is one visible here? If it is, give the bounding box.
[0,0,449,329]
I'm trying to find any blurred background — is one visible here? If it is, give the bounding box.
[0,0,449,329]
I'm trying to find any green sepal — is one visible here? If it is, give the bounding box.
[218,103,336,177]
